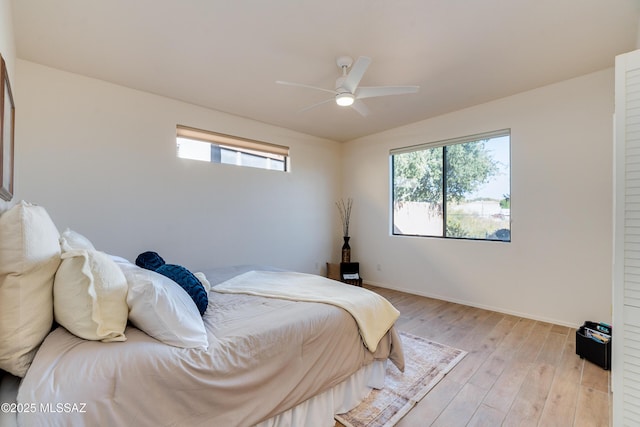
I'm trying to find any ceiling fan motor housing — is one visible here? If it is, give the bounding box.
[336,56,354,70]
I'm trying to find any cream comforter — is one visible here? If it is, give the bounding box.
[213,270,400,352]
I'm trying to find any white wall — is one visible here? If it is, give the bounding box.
[0,0,13,89]
[342,69,614,327]
[13,60,342,273]
[0,0,14,212]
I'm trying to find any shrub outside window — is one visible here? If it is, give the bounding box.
[176,125,289,172]
[391,129,511,241]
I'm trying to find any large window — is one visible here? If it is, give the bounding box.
[176,125,289,172]
[391,129,510,241]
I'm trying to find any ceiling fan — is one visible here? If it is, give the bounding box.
[276,56,419,116]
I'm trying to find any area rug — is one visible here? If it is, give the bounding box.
[335,331,467,427]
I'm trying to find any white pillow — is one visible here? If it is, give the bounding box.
[53,250,128,342]
[116,261,208,350]
[0,201,61,377]
[194,272,211,292]
[59,228,95,252]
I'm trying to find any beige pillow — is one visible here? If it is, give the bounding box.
[59,228,96,252]
[0,201,61,377]
[54,250,128,342]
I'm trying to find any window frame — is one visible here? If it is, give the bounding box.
[390,129,511,242]
[176,125,290,172]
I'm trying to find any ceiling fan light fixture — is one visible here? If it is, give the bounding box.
[335,92,355,107]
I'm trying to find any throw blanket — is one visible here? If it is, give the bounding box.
[213,270,400,352]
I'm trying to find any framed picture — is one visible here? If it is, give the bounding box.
[0,54,15,201]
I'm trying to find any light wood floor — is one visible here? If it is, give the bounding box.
[337,285,611,427]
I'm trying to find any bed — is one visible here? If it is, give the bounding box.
[0,201,404,427]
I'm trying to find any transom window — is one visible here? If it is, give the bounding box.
[391,129,511,241]
[176,125,289,172]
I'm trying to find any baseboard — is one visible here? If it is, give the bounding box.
[364,280,581,329]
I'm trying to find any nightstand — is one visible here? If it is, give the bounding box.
[326,262,363,287]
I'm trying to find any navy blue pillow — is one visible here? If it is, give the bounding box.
[136,251,208,315]
[135,251,166,271]
[156,264,208,315]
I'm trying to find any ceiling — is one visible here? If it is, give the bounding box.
[10,0,640,142]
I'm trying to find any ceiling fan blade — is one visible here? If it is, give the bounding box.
[342,56,371,94]
[299,97,335,113]
[276,80,337,95]
[356,85,420,100]
[350,100,370,117]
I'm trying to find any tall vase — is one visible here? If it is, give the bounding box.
[341,236,351,263]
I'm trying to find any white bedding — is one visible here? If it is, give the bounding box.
[3,361,387,427]
[16,268,403,427]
